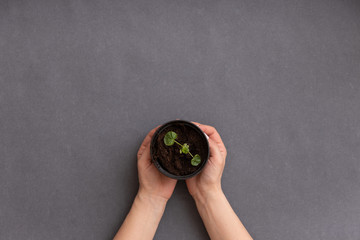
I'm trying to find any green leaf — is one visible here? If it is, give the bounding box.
[191,154,201,166]
[181,143,189,154]
[164,131,177,146]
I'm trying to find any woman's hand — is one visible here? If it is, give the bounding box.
[185,122,253,240]
[137,126,177,202]
[186,122,227,201]
[114,126,177,240]
[115,123,252,240]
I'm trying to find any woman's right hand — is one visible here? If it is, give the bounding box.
[185,122,227,201]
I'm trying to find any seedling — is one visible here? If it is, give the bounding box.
[164,131,201,166]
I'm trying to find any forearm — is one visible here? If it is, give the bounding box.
[114,191,167,240]
[194,190,252,240]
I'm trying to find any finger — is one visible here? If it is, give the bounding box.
[191,121,201,126]
[191,122,227,158]
[138,142,152,169]
[192,122,221,142]
[137,125,161,159]
[208,138,225,166]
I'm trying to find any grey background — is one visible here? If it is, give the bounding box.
[1,0,360,239]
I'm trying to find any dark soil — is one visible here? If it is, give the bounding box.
[151,123,208,176]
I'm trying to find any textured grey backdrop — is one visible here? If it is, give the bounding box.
[1,0,360,239]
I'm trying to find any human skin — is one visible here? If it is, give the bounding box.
[113,125,176,240]
[113,122,252,240]
[187,122,253,240]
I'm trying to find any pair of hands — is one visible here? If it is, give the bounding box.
[136,121,227,203]
[116,122,252,240]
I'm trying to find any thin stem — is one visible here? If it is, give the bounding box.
[174,140,182,147]
[189,152,194,158]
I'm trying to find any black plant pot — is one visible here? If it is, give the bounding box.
[150,120,210,180]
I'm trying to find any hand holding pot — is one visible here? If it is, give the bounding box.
[115,122,252,240]
[137,126,177,201]
[185,122,253,240]
[186,122,227,201]
[114,126,178,240]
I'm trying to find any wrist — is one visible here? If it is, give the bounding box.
[192,186,224,206]
[136,190,168,211]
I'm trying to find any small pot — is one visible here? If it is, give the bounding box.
[150,120,209,180]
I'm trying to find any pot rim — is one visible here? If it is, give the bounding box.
[150,119,210,180]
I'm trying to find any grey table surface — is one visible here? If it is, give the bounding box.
[1,0,360,239]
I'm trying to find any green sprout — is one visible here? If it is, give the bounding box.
[164,131,201,166]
